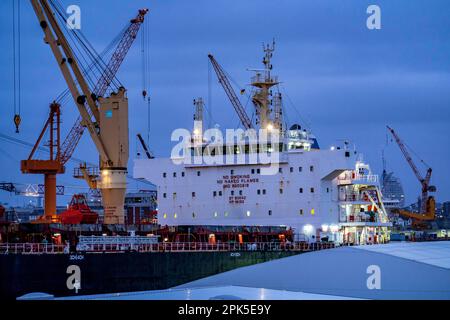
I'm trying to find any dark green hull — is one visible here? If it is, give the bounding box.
[0,250,299,300]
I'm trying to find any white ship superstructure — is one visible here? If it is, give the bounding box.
[134,42,391,245]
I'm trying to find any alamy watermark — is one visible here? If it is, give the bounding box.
[170,126,282,176]
[367,5,381,30]
[66,264,81,293]
[66,5,81,30]
[366,264,381,290]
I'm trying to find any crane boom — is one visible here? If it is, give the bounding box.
[387,125,435,215]
[30,0,108,161]
[29,0,139,224]
[60,9,148,165]
[137,134,153,159]
[208,54,253,130]
[386,126,424,183]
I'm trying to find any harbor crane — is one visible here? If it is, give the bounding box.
[208,54,254,130]
[386,125,437,228]
[24,0,148,223]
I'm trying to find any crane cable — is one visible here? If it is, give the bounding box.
[12,0,21,134]
[141,16,150,100]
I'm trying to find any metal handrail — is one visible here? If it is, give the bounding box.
[0,241,336,255]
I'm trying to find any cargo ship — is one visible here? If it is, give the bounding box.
[0,2,391,300]
[0,44,390,300]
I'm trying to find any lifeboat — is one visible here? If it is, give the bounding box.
[59,194,98,224]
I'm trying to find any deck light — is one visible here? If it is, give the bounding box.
[303,224,313,234]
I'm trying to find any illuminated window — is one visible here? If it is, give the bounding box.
[214,212,218,218]
[174,213,178,219]
[311,208,315,215]
[224,212,229,217]
[163,213,167,219]
[246,211,251,217]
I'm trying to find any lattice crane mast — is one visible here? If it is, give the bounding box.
[60,9,148,165]
[208,54,253,130]
[386,125,437,226]
[25,0,147,224]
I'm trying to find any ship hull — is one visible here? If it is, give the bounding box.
[0,250,298,300]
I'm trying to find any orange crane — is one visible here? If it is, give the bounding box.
[208,54,254,130]
[21,4,148,223]
[387,126,437,228]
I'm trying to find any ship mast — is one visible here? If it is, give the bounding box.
[250,40,279,131]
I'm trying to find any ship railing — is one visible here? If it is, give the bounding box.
[338,173,378,184]
[0,243,67,255]
[0,242,336,254]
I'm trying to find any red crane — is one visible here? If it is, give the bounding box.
[21,9,148,222]
[386,126,437,227]
[208,54,253,130]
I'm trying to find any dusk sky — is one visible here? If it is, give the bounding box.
[0,0,449,207]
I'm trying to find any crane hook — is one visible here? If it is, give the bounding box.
[14,114,21,133]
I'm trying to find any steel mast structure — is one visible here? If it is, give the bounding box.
[208,55,254,130]
[387,125,437,227]
[26,0,147,223]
